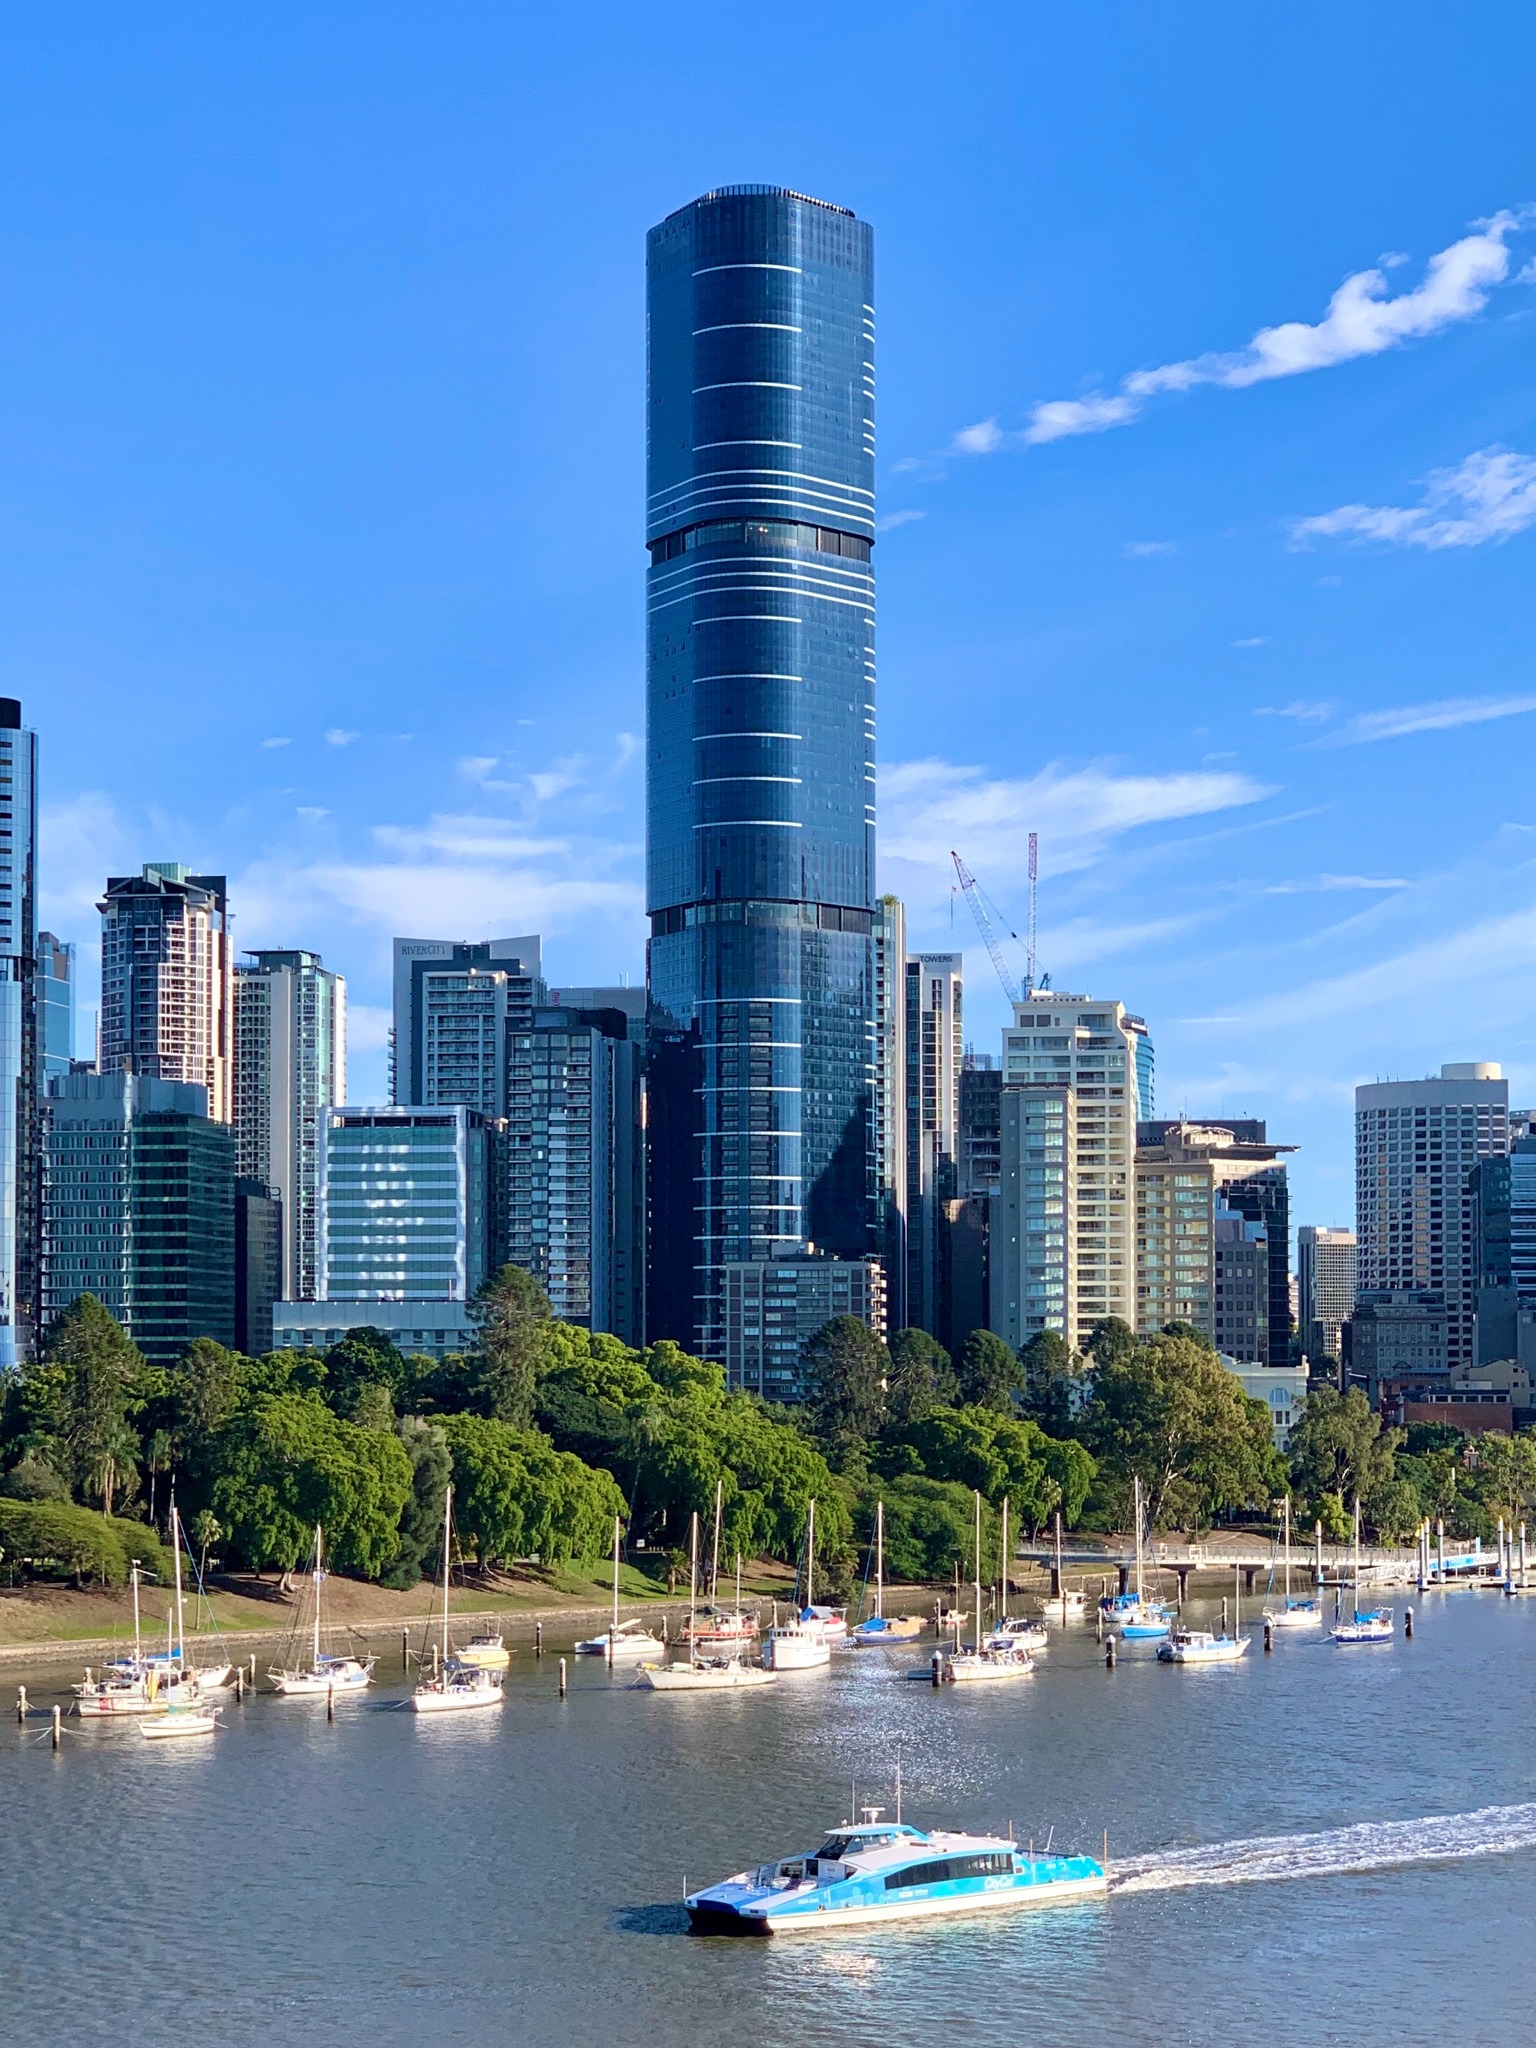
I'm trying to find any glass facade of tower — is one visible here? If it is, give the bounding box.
[645,186,877,1356]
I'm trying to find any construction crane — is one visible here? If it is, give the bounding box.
[951,849,1021,1003]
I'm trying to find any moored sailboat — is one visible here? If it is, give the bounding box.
[1332,1498,1394,1644]
[1158,1564,1250,1664]
[412,1487,506,1713]
[1100,1478,1172,1640]
[575,1517,665,1659]
[640,1517,776,1690]
[1263,1495,1322,1631]
[850,1500,925,1646]
[945,1493,1033,1683]
[268,1526,375,1695]
[763,1500,833,1671]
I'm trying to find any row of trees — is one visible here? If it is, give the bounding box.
[3,1276,1534,1591]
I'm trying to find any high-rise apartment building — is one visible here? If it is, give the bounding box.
[1138,1119,1294,1366]
[391,935,545,1113]
[233,949,346,1301]
[1469,1138,1536,1366]
[645,185,877,1357]
[1213,1208,1269,1364]
[37,931,74,1084]
[501,1003,646,1341]
[873,897,907,1329]
[1356,1064,1509,1372]
[723,1251,887,1400]
[904,953,962,1336]
[98,865,232,1122]
[0,701,37,1364]
[1297,1223,1357,1362]
[993,992,1152,1349]
[41,1070,235,1363]
[317,1104,491,1305]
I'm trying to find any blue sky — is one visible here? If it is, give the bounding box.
[4,6,1535,1237]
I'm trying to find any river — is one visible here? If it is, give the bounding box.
[4,1586,1534,2046]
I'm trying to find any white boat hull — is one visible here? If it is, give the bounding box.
[763,1632,831,1671]
[639,1662,778,1691]
[1263,1605,1322,1630]
[270,1661,374,1695]
[411,1680,506,1713]
[945,1651,1033,1683]
[734,1874,1108,1933]
[141,1711,218,1740]
[1159,1637,1250,1664]
[575,1630,665,1659]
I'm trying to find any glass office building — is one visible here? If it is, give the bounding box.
[37,932,74,1083]
[317,1105,490,1303]
[645,186,877,1355]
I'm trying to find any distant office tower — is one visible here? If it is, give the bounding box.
[501,1003,646,1340]
[935,1055,1001,1359]
[41,1070,235,1363]
[645,185,877,1357]
[1138,1119,1294,1367]
[1356,1064,1509,1372]
[0,701,37,1365]
[1469,1137,1536,1365]
[723,1251,887,1400]
[36,932,74,1083]
[958,1059,1002,1200]
[391,935,544,1112]
[993,992,1152,1349]
[1212,1208,1269,1364]
[98,864,232,1122]
[905,954,962,1336]
[317,1104,491,1304]
[233,949,346,1301]
[1348,1289,1449,1400]
[1297,1224,1357,1361]
[872,897,907,1328]
[234,1177,282,1356]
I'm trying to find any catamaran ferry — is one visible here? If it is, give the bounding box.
[685,1813,1106,1934]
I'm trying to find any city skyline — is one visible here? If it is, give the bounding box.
[6,15,1536,1236]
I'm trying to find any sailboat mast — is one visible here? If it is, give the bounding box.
[612,1515,621,1634]
[1054,1509,1063,1616]
[1133,1476,1144,1607]
[441,1483,453,1662]
[875,1499,884,1622]
[807,1497,816,1611]
[973,1491,983,1653]
[1000,1497,1009,1624]
[171,1499,185,1661]
[1283,1495,1292,1603]
[710,1479,723,1605]
[313,1525,323,1668]
[131,1559,142,1663]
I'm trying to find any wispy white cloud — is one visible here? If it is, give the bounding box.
[1264,873,1410,895]
[1124,539,1176,558]
[295,806,330,823]
[325,728,360,748]
[1232,636,1267,649]
[953,210,1530,453]
[38,792,138,926]
[262,736,292,749]
[879,757,1273,921]
[1257,699,1337,724]
[1323,692,1536,746]
[877,509,927,533]
[1292,446,1536,550]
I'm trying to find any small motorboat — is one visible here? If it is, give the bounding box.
[686,1809,1106,1933]
[762,1616,831,1671]
[451,1630,511,1672]
[141,1708,219,1741]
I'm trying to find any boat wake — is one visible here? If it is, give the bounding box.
[1109,1802,1536,1895]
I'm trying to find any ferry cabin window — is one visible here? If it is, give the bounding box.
[885,1853,1014,1891]
[813,1832,899,1862]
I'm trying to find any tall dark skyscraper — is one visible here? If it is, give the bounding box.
[645,186,877,1355]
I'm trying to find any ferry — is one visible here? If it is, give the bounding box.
[686,1812,1106,1934]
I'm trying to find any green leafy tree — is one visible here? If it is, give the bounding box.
[885,1330,956,1429]
[323,1327,410,1409]
[1288,1388,1400,1513]
[0,1454,70,1502]
[801,1317,890,1456]
[887,1404,1093,1530]
[469,1265,557,1426]
[343,1381,396,1432]
[1468,1433,1536,1528]
[955,1330,1024,1413]
[441,1415,625,1566]
[383,1415,452,1588]
[207,1393,412,1576]
[1019,1330,1085,1435]
[870,1475,998,1584]
[0,1499,173,1587]
[42,1296,152,1516]
[1084,1316,1136,1370]
[1363,1475,1424,1544]
[1084,1328,1283,1531]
